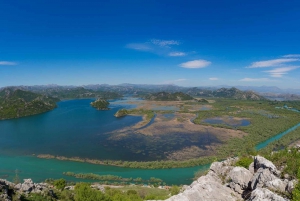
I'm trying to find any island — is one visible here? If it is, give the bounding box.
[90,98,109,110]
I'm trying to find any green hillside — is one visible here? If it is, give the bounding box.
[0,88,59,120]
[144,92,194,101]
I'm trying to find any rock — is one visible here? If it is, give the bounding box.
[163,170,240,201]
[210,161,234,177]
[90,184,105,193]
[227,167,253,194]
[247,187,288,201]
[249,162,255,174]
[251,168,277,190]
[287,180,297,193]
[254,155,280,176]
[266,178,288,192]
[65,185,75,190]
[19,178,34,192]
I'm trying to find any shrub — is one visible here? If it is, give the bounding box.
[53,179,66,191]
[235,157,253,168]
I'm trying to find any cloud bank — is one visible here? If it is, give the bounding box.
[179,59,211,69]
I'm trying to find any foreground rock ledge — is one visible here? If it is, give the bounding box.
[150,155,295,201]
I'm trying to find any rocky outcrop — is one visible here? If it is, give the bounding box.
[248,188,287,201]
[150,155,293,201]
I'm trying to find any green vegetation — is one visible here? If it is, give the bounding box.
[90,98,110,110]
[63,172,163,185]
[235,157,253,168]
[0,88,58,120]
[114,109,129,117]
[258,148,300,200]
[128,109,155,121]
[170,185,180,195]
[18,179,170,201]
[38,154,214,169]
[144,91,194,101]
[53,178,67,191]
[193,98,300,160]
[38,87,122,100]
[187,87,266,100]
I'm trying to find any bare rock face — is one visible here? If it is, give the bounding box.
[167,171,240,201]
[227,167,253,194]
[254,155,280,176]
[248,188,288,201]
[149,156,293,201]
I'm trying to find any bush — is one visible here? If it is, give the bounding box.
[170,185,180,195]
[53,179,66,191]
[235,157,253,168]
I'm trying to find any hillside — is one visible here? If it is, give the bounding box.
[33,87,122,100]
[144,92,194,101]
[186,87,266,100]
[0,88,58,120]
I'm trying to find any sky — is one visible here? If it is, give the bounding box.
[1,0,300,89]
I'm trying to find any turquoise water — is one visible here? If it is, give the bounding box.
[0,154,209,185]
[0,98,209,185]
[255,122,300,150]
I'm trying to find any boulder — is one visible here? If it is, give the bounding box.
[227,167,253,194]
[249,162,255,174]
[254,155,280,175]
[247,187,288,201]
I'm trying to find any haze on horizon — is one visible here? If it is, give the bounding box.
[1,0,300,89]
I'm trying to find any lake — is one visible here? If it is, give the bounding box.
[0,98,208,185]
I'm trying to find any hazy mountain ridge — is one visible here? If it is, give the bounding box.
[1,84,299,100]
[144,92,194,101]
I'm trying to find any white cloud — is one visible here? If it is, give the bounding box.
[209,77,218,81]
[0,61,17,66]
[151,39,180,47]
[249,58,298,68]
[126,43,152,51]
[283,54,300,58]
[239,78,274,82]
[174,78,186,82]
[264,66,299,77]
[169,52,186,57]
[179,59,211,69]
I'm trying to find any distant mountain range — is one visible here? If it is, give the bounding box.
[1,84,299,101]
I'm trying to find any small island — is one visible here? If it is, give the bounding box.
[90,98,109,110]
[114,109,129,117]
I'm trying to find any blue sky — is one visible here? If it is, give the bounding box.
[1,0,300,88]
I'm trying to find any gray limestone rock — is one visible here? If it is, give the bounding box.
[247,187,288,201]
[227,167,253,194]
[254,155,280,175]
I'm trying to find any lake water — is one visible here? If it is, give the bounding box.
[0,98,209,185]
[203,117,250,127]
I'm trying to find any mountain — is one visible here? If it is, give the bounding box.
[186,87,266,100]
[0,88,59,120]
[144,92,194,101]
[20,86,122,100]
